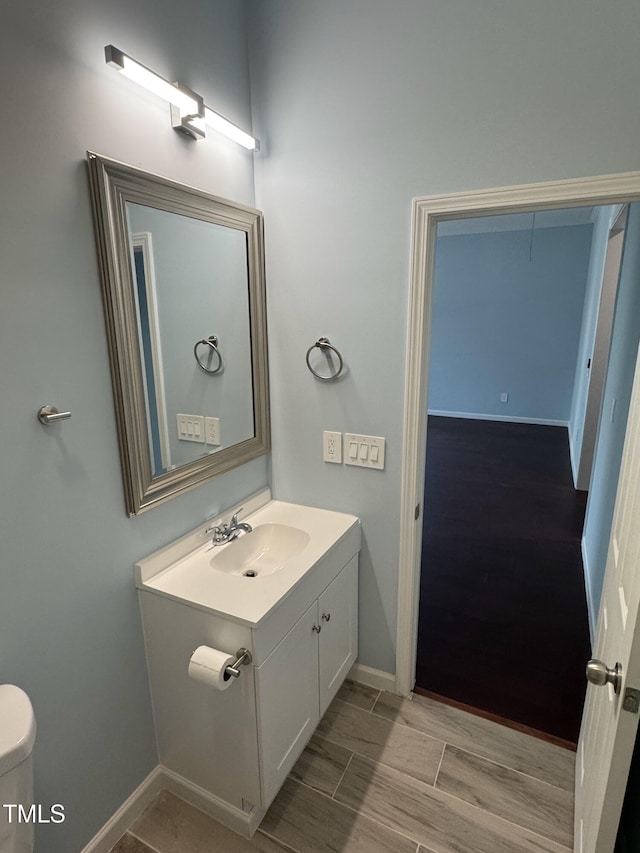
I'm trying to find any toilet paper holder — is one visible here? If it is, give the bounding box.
[225,647,253,679]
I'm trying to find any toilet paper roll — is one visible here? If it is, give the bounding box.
[188,646,236,691]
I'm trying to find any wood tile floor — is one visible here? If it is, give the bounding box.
[110,682,575,853]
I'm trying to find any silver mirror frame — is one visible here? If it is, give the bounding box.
[87,152,270,515]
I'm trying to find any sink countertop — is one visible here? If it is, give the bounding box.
[136,500,360,627]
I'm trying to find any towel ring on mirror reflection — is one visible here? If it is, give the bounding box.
[194,335,223,375]
[305,337,344,382]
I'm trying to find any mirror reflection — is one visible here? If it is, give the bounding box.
[87,153,270,515]
[127,203,254,475]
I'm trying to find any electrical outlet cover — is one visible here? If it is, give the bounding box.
[323,430,342,463]
[205,416,221,445]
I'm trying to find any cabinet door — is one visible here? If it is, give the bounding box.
[318,555,358,717]
[254,602,320,807]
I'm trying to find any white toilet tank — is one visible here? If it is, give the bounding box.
[0,685,36,853]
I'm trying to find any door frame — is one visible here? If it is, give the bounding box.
[573,204,627,493]
[396,170,640,697]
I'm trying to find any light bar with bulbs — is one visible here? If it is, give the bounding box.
[104,45,260,151]
[203,107,259,152]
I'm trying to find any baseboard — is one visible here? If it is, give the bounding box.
[428,409,568,427]
[348,662,396,693]
[161,766,262,838]
[79,766,164,853]
[581,536,597,646]
[79,764,262,851]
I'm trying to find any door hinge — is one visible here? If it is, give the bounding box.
[623,687,640,714]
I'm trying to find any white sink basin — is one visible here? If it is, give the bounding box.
[135,495,360,626]
[210,523,310,577]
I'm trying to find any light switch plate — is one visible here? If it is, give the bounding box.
[344,433,385,469]
[177,414,205,443]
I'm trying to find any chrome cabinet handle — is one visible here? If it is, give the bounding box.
[321,613,331,622]
[586,659,623,694]
[312,625,322,634]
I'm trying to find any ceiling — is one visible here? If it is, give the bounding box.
[437,205,597,237]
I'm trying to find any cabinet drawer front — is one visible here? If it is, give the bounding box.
[318,555,358,717]
[255,603,320,807]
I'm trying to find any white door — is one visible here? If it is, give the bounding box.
[575,344,640,853]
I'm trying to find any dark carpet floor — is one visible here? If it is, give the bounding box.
[416,416,592,743]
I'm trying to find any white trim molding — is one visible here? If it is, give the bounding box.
[79,767,164,853]
[396,170,640,696]
[428,410,568,427]
[348,663,396,694]
[161,766,263,838]
[78,764,263,851]
[569,425,580,489]
[582,536,597,647]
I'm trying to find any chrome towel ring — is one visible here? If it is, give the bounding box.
[194,335,223,375]
[305,337,344,382]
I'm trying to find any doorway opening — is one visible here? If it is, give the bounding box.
[395,172,640,851]
[396,176,640,694]
[413,205,627,745]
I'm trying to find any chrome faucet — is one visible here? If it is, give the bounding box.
[208,508,253,546]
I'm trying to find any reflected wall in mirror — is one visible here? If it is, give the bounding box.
[87,153,270,515]
[128,204,254,473]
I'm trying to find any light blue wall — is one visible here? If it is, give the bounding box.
[428,225,592,422]
[5,2,640,849]
[568,205,618,480]
[248,0,640,675]
[1,2,266,851]
[582,203,640,628]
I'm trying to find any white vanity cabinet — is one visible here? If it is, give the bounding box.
[255,555,358,805]
[317,555,359,714]
[135,496,360,838]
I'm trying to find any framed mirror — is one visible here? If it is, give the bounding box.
[87,152,270,515]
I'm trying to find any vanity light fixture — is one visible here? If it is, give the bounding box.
[203,107,259,152]
[105,45,260,150]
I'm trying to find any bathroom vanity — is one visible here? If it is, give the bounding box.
[135,491,360,836]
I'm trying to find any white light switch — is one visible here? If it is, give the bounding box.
[344,433,385,469]
[177,414,205,443]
